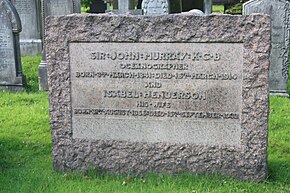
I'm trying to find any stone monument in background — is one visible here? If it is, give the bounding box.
[11,0,42,56]
[38,0,81,91]
[0,0,25,91]
[243,0,290,97]
[46,13,270,181]
[142,0,169,15]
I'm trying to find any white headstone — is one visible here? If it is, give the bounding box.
[181,9,205,15]
[142,0,169,15]
[243,0,290,97]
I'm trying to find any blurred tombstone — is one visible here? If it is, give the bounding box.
[142,0,169,15]
[11,0,42,56]
[107,0,142,14]
[243,0,290,97]
[0,0,25,91]
[38,0,81,91]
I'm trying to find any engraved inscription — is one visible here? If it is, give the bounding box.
[142,0,169,16]
[69,43,243,145]
[13,0,40,39]
[0,13,16,83]
[14,0,33,14]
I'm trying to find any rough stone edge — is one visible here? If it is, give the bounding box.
[45,14,270,181]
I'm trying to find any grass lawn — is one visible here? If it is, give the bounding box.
[0,55,289,193]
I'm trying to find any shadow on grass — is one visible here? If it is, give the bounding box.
[0,136,51,171]
[268,159,290,183]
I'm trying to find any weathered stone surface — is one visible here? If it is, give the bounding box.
[11,0,42,56]
[46,14,271,181]
[243,0,290,97]
[0,0,25,91]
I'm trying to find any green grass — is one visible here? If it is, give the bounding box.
[21,55,42,92]
[0,56,289,192]
[212,5,225,13]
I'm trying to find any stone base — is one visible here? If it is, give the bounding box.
[20,39,42,56]
[270,90,289,97]
[0,85,25,91]
[38,61,48,91]
[0,76,26,92]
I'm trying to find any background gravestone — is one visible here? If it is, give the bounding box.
[106,0,142,14]
[11,0,42,56]
[46,14,270,181]
[142,0,169,15]
[136,0,182,13]
[38,0,81,91]
[0,0,25,91]
[243,0,290,97]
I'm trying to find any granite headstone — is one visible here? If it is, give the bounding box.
[243,0,290,97]
[11,0,42,56]
[46,14,270,181]
[0,0,25,91]
[38,0,81,90]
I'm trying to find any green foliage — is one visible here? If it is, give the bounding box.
[0,55,289,192]
[81,0,92,12]
[81,0,92,8]
[225,3,242,14]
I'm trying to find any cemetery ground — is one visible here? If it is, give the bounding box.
[0,55,289,193]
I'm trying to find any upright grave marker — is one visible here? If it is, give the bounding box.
[142,0,169,15]
[243,0,290,97]
[0,0,25,91]
[38,0,81,90]
[46,14,271,181]
[11,0,42,56]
